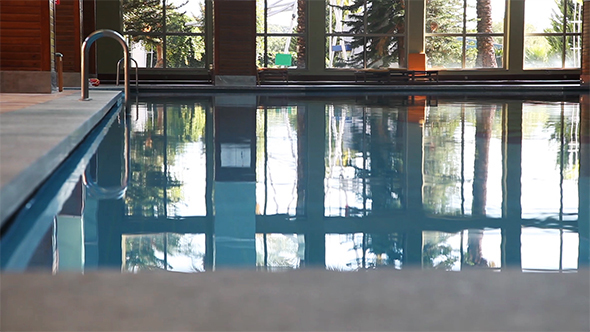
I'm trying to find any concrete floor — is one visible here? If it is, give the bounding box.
[0,90,122,226]
[1,269,589,331]
[1,85,589,331]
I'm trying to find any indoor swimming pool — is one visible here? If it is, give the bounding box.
[1,93,588,273]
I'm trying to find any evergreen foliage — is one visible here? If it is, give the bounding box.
[332,0,405,68]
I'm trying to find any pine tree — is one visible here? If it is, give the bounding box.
[546,0,583,64]
[425,0,463,67]
[334,0,405,68]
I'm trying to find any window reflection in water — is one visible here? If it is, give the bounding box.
[2,95,586,274]
[122,233,206,272]
[325,103,404,217]
[422,103,503,217]
[256,107,300,216]
[256,233,302,270]
[125,101,208,218]
[521,102,580,221]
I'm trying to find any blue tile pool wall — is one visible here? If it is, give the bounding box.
[2,94,589,272]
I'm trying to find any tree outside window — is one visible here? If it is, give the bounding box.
[122,0,206,69]
[325,0,406,69]
[425,0,505,69]
[524,0,583,69]
[256,0,306,68]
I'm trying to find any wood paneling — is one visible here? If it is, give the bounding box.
[0,0,51,71]
[55,0,81,72]
[213,0,256,76]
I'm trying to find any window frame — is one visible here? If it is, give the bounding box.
[325,0,408,69]
[256,0,308,69]
[424,0,507,70]
[523,0,584,69]
[122,0,208,69]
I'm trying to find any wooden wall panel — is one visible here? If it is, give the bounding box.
[55,0,82,72]
[0,0,51,71]
[213,0,256,76]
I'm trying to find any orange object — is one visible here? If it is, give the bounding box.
[408,53,426,71]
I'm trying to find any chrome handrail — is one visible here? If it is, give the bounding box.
[82,112,129,200]
[116,57,138,90]
[81,29,129,101]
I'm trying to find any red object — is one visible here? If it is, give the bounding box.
[89,78,100,87]
[56,0,60,5]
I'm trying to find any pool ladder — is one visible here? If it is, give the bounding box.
[116,57,139,90]
[80,29,130,102]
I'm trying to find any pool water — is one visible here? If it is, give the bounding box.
[2,93,588,273]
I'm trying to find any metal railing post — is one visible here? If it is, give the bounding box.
[55,53,64,92]
[81,29,129,101]
[116,57,139,90]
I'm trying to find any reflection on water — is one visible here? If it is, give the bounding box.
[1,94,588,273]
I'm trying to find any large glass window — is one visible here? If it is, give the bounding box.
[524,0,583,69]
[325,0,406,69]
[425,0,505,69]
[256,0,306,68]
[122,0,207,68]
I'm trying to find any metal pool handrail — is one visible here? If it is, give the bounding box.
[116,57,139,90]
[81,29,129,101]
[82,111,129,200]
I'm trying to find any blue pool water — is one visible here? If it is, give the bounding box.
[2,93,589,273]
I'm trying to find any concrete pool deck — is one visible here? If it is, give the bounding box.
[0,90,123,226]
[0,85,589,331]
[1,269,589,331]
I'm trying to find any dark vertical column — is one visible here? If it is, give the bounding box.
[579,95,590,266]
[501,102,522,270]
[581,0,589,86]
[82,0,97,76]
[403,99,425,267]
[213,0,257,85]
[303,102,326,267]
[213,96,257,268]
[95,0,122,75]
[205,100,215,271]
[95,113,126,269]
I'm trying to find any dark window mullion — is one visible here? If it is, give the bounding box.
[462,0,467,68]
[562,0,567,68]
[364,0,367,67]
[163,0,167,68]
[264,0,269,67]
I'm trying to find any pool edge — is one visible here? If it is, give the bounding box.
[0,91,124,228]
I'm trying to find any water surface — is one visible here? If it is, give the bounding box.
[2,94,588,273]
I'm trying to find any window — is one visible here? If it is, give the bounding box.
[325,0,406,69]
[425,0,506,69]
[122,0,207,68]
[256,0,306,68]
[524,0,583,69]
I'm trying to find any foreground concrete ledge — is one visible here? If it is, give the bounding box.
[0,91,123,225]
[1,269,588,331]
